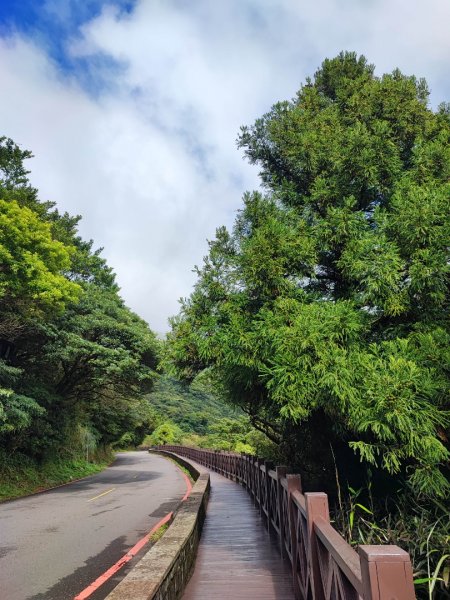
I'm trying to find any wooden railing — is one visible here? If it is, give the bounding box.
[160,446,415,600]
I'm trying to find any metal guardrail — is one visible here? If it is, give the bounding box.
[161,446,415,600]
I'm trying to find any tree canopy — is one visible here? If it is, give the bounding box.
[0,136,159,461]
[0,199,81,314]
[165,52,450,498]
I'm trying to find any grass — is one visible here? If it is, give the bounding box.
[149,522,170,543]
[330,484,450,599]
[0,450,113,502]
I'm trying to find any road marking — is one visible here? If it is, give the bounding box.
[74,457,194,599]
[87,488,115,502]
[74,511,174,600]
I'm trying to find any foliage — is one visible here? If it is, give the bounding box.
[0,199,81,314]
[0,447,112,502]
[0,136,159,467]
[149,421,183,445]
[187,415,276,456]
[0,359,44,434]
[146,375,241,435]
[165,53,450,498]
[143,375,278,455]
[332,486,450,599]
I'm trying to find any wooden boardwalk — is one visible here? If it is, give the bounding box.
[182,468,294,600]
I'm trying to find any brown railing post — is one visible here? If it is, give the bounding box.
[276,465,288,558]
[247,454,252,492]
[256,458,264,513]
[359,546,415,600]
[263,461,272,531]
[287,473,302,595]
[250,456,257,499]
[305,492,329,600]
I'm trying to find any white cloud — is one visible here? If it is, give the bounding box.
[0,0,449,333]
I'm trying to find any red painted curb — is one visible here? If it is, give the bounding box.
[73,458,193,599]
[181,470,193,501]
[73,511,174,600]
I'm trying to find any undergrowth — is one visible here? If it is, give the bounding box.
[0,448,113,502]
[150,522,169,543]
[331,484,450,599]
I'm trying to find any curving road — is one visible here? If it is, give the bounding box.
[0,451,186,600]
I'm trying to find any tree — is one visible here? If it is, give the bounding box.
[166,52,450,497]
[0,199,81,316]
[150,421,182,445]
[0,360,44,435]
[0,136,160,459]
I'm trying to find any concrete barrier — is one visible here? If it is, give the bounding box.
[105,451,210,600]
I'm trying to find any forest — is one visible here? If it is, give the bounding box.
[0,135,160,498]
[0,52,448,596]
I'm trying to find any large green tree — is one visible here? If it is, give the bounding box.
[0,137,159,457]
[166,52,450,497]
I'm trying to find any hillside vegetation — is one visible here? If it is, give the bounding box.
[145,376,240,434]
[143,376,277,456]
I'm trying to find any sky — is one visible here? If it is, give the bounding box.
[0,0,449,334]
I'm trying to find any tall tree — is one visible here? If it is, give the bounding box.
[0,137,159,457]
[166,52,450,497]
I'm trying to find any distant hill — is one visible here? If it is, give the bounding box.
[145,376,241,434]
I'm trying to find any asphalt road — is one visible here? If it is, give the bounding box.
[0,451,186,600]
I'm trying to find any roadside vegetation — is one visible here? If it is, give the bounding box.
[0,136,159,499]
[0,448,112,501]
[149,522,170,544]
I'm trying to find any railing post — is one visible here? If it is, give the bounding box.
[359,546,415,600]
[256,458,263,513]
[263,461,272,531]
[276,465,288,558]
[305,492,329,600]
[287,473,302,595]
[245,454,250,490]
[249,456,256,499]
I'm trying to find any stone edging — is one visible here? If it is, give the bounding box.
[105,450,210,600]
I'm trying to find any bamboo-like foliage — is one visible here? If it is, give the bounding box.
[165,53,450,498]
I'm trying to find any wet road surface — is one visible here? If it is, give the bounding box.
[0,451,186,600]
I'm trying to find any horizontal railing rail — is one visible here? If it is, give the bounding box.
[160,445,415,600]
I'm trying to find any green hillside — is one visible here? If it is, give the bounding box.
[145,376,241,435]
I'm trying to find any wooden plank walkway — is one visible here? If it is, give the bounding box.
[182,468,295,600]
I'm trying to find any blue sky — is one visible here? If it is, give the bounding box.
[0,0,449,333]
[0,1,135,46]
[0,0,134,90]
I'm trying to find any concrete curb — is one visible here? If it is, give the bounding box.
[105,451,210,600]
